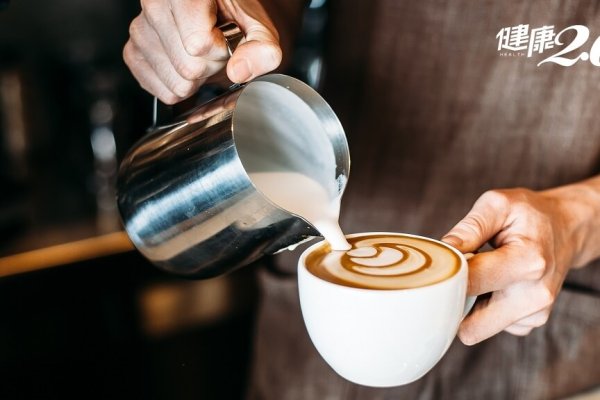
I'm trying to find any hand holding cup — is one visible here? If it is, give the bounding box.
[298,232,475,387]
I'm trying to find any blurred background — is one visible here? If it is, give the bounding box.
[0,0,328,398]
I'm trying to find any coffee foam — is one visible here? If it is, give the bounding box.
[306,234,461,290]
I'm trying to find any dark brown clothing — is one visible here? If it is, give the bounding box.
[248,1,600,398]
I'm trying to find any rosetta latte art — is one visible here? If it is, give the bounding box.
[306,234,461,290]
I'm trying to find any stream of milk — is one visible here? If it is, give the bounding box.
[248,171,351,250]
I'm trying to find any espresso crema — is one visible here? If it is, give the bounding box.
[305,234,461,290]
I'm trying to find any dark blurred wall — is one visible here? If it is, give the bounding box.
[0,0,149,230]
[0,0,131,55]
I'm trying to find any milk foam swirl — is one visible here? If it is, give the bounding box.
[306,234,461,290]
[343,243,431,276]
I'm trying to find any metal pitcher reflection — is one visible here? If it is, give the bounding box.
[117,73,350,278]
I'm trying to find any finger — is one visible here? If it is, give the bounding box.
[504,324,533,336]
[123,41,181,105]
[225,1,282,82]
[458,281,553,345]
[141,0,227,80]
[459,290,524,345]
[466,240,545,295]
[130,16,207,98]
[504,310,549,336]
[168,0,229,59]
[510,308,551,329]
[442,190,511,254]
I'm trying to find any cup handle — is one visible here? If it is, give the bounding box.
[462,252,477,319]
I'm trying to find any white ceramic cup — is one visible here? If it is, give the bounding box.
[298,232,476,387]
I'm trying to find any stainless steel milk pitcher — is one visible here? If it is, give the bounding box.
[116,25,350,278]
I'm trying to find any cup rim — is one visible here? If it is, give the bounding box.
[298,231,467,293]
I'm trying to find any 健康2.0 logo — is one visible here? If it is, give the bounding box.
[497,24,600,67]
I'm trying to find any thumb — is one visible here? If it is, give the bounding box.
[225,2,282,83]
[442,191,510,253]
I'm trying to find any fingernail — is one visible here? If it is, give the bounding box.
[442,234,463,249]
[231,58,252,82]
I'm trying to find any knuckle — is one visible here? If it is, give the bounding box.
[535,286,555,309]
[527,252,547,280]
[510,187,531,196]
[141,0,163,27]
[481,189,511,209]
[508,188,541,214]
[172,79,194,98]
[507,187,533,203]
[122,42,133,65]
[175,60,207,81]
[136,80,154,97]
[183,32,214,56]
[123,42,144,70]
[506,324,533,336]
[514,198,545,222]
[519,327,534,336]
[159,91,180,105]
[175,65,195,81]
[534,311,551,327]
[128,17,143,43]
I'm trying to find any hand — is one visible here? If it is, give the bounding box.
[123,0,282,104]
[442,185,599,345]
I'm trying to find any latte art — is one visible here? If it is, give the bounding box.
[344,243,430,275]
[306,234,461,289]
